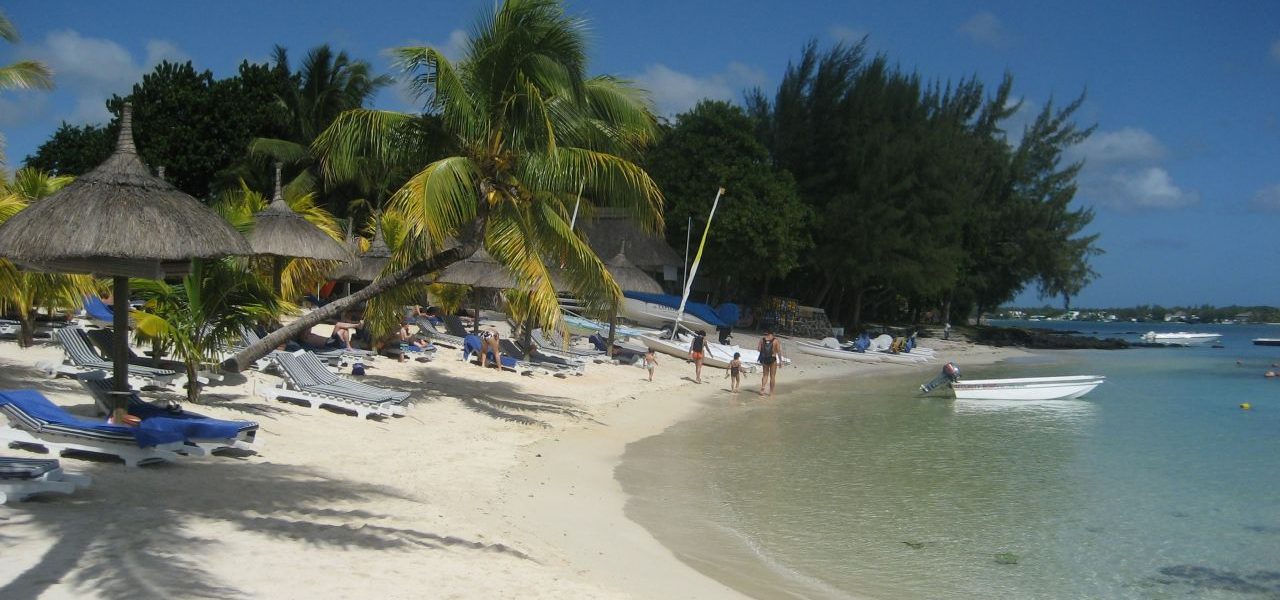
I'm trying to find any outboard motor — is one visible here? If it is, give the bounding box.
[919,362,961,393]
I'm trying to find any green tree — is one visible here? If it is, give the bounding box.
[246,45,394,219]
[227,0,662,372]
[0,169,98,347]
[0,9,54,167]
[132,259,280,403]
[23,122,114,175]
[647,100,809,301]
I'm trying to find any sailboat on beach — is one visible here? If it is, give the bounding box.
[638,188,777,370]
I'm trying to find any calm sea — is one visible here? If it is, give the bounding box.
[618,321,1280,599]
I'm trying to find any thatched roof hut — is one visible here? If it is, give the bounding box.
[331,221,392,283]
[578,208,681,276]
[247,164,350,262]
[0,105,250,279]
[434,248,520,289]
[605,249,663,294]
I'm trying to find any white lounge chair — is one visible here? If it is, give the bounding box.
[256,351,407,420]
[0,389,195,467]
[51,327,181,389]
[0,456,92,504]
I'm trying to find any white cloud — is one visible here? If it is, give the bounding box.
[1069,127,1168,164]
[1250,184,1280,212]
[0,93,47,127]
[829,24,869,44]
[1099,167,1199,210]
[958,12,1006,47]
[25,30,187,125]
[1270,40,1280,63]
[632,62,766,117]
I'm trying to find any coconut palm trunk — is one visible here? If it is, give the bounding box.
[224,228,484,372]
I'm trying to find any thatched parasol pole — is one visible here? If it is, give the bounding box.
[110,276,131,419]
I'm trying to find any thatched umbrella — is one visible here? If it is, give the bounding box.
[246,163,351,295]
[0,104,251,420]
[435,248,570,348]
[603,244,663,354]
[331,219,392,284]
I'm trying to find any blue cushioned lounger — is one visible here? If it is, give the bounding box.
[0,389,190,467]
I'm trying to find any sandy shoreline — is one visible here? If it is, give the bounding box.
[0,331,1023,599]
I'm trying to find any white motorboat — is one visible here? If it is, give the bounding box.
[795,340,884,363]
[1140,331,1222,346]
[950,375,1105,401]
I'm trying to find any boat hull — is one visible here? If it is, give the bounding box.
[1252,338,1280,346]
[1140,332,1222,346]
[796,341,883,363]
[950,375,1105,401]
[640,335,764,370]
[620,297,720,330]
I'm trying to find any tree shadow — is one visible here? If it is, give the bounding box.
[413,374,593,427]
[0,460,531,599]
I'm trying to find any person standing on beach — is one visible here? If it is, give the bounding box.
[690,329,707,383]
[479,326,502,369]
[644,349,658,382]
[758,330,782,396]
[727,352,742,392]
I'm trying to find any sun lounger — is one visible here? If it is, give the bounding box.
[0,456,92,504]
[0,389,193,467]
[81,377,261,454]
[531,328,605,359]
[244,326,375,365]
[496,339,582,376]
[442,315,473,338]
[416,318,466,348]
[0,319,17,339]
[257,351,407,419]
[79,295,116,328]
[51,327,180,389]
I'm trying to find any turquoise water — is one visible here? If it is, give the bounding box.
[618,322,1280,599]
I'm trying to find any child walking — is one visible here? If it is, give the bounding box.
[727,352,743,392]
[644,349,658,382]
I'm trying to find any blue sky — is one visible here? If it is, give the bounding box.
[2,0,1278,308]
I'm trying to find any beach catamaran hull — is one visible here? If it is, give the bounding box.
[620,296,721,330]
[950,375,1105,401]
[795,341,883,363]
[640,335,766,371]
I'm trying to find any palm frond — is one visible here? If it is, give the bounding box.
[0,61,53,91]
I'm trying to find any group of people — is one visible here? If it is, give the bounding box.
[644,328,783,396]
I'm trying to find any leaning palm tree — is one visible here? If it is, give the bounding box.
[0,10,54,167]
[0,169,96,347]
[133,258,280,403]
[226,0,662,371]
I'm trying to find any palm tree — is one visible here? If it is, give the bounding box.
[226,0,663,372]
[0,169,96,347]
[0,10,54,167]
[132,258,280,403]
[247,45,394,219]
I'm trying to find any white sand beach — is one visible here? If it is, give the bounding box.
[0,333,1022,599]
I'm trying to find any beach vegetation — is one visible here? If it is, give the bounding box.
[748,41,1100,328]
[0,169,97,347]
[646,100,811,303]
[131,258,280,403]
[226,0,663,371]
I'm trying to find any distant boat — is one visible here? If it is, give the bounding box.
[950,375,1106,401]
[1252,338,1280,346]
[1140,331,1222,346]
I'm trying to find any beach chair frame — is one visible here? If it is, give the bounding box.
[0,457,92,504]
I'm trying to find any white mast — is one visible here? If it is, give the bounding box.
[671,187,725,337]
